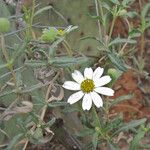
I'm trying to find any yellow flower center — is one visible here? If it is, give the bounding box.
[81,79,95,93]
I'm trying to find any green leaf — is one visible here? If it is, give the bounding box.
[105,116,123,132]
[0,90,15,98]
[122,0,136,7]
[80,36,106,48]
[76,128,94,137]
[108,52,127,71]
[109,38,136,46]
[21,83,49,94]
[49,37,64,56]
[12,41,27,61]
[25,60,46,67]
[0,63,7,69]
[107,141,120,150]
[141,3,150,19]
[139,144,150,149]
[109,0,120,5]
[91,107,101,128]
[62,106,78,114]
[113,118,147,136]
[145,22,150,29]
[129,29,141,38]
[110,94,134,107]
[45,118,56,127]
[47,101,68,107]
[33,128,43,140]
[34,6,52,17]
[6,133,23,150]
[102,2,111,11]
[126,11,138,18]
[129,129,145,150]
[92,132,99,150]
[64,25,78,34]
[88,13,100,20]
[49,56,88,67]
[87,13,100,19]
[141,3,150,32]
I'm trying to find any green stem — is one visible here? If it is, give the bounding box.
[92,106,101,128]
[98,0,104,18]
[1,34,9,62]
[105,99,110,123]
[30,0,36,39]
[140,33,144,58]
[63,40,73,56]
[30,0,35,26]
[139,0,142,10]
[94,0,102,40]
[92,107,110,140]
[26,0,36,39]
[0,34,16,85]
[108,16,116,43]
[98,0,107,36]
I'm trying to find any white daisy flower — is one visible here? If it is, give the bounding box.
[62,67,114,111]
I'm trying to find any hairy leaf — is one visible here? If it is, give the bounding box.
[113,118,146,136]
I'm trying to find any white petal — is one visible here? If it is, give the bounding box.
[91,91,103,108]
[94,76,112,87]
[93,67,104,79]
[82,93,92,110]
[67,91,84,104]
[63,81,80,90]
[72,70,84,84]
[84,68,93,79]
[94,87,114,96]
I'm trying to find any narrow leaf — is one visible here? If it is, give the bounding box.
[109,0,120,5]
[129,130,145,150]
[6,134,23,150]
[110,94,134,107]
[113,118,146,136]
[0,63,7,70]
[141,3,150,18]
[48,101,68,107]
[76,128,94,137]
[108,52,127,71]
[25,60,46,67]
[49,56,88,67]
[107,141,120,150]
[92,132,99,150]
[34,6,52,17]
[109,38,136,46]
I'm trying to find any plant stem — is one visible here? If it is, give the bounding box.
[0,34,16,85]
[92,106,102,128]
[30,0,36,39]
[22,71,60,150]
[98,0,104,18]
[1,34,9,62]
[139,0,142,10]
[140,33,144,58]
[105,99,110,123]
[94,0,102,40]
[62,40,73,56]
[26,0,36,39]
[108,16,116,43]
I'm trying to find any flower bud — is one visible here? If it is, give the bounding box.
[107,68,122,81]
[0,18,11,33]
[41,28,58,42]
[119,9,127,16]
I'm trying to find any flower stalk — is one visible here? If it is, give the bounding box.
[0,34,16,85]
